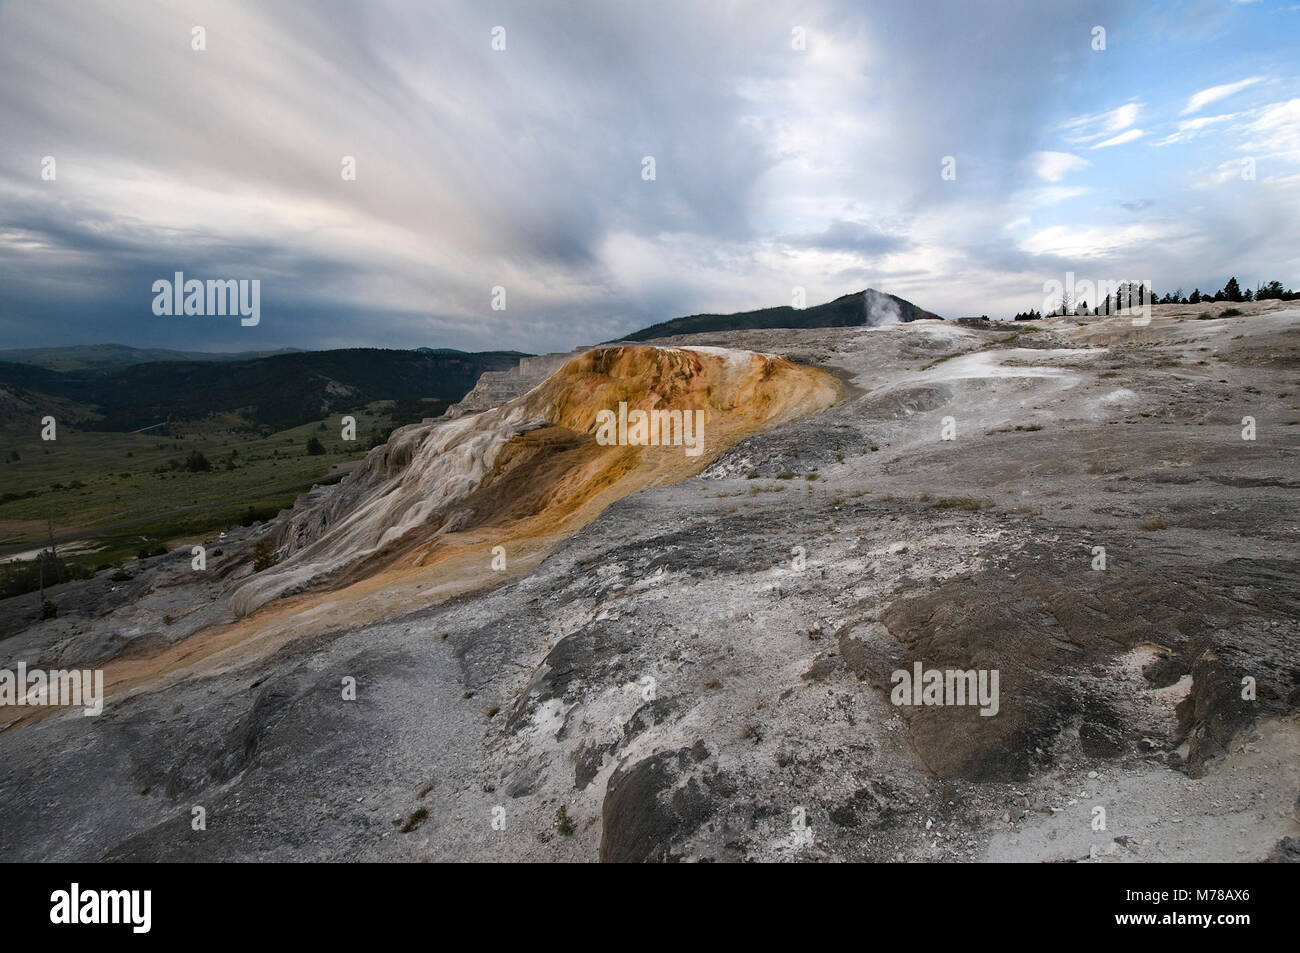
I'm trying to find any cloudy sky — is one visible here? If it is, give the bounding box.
[1,0,1298,353]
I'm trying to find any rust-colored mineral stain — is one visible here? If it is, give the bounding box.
[5,346,839,727]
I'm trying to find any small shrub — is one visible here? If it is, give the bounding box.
[40,599,57,620]
[399,808,429,833]
[251,541,278,572]
[555,806,576,837]
[932,496,984,511]
[1139,516,1168,531]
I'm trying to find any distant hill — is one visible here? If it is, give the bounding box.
[615,289,942,342]
[0,343,306,371]
[0,348,528,433]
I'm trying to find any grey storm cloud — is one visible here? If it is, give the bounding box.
[8,0,1287,352]
[784,219,911,257]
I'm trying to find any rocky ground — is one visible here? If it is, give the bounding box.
[2,303,1298,862]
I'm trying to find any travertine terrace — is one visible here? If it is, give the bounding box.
[2,306,1297,863]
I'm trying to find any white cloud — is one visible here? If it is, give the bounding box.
[1153,113,1238,146]
[1236,98,1300,158]
[1019,223,1175,258]
[1090,129,1146,149]
[1181,77,1265,115]
[1193,159,1250,188]
[1024,186,1088,207]
[1031,151,1090,182]
[1062,103,1141,143]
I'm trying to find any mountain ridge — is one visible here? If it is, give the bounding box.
[0,348,528,433]
[0,343,308,370]
[613,288,942,342]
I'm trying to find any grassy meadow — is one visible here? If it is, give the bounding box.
[0,399,443,568]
